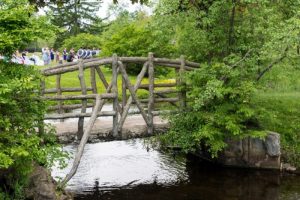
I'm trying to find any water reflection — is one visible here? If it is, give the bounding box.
[52,139,300,200]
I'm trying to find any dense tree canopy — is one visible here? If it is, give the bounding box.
[154,0,300,158]
[0,0,56,56]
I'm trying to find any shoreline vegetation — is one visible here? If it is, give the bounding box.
[1,0,300,199]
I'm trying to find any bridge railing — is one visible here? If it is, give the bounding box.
[41,53,200,138]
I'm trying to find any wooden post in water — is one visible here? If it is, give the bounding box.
[78,60,87,140]
[179,55,187,109]
[112,54,119,137]
[147,52,154,135]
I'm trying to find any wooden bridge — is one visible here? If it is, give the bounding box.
[40,53,199,185]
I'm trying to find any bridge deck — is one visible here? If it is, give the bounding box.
[50,115,169,143]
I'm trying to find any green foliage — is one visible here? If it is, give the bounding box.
[101,12,174,75]
[61,33,102,50]
[0,0,57,56]
[48,0,105,48]
[154,0,300,165]
[0,62,68,196]
[0,0,66,197]
[160,61,265,156]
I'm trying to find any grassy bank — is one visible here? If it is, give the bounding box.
[253,92,300,167]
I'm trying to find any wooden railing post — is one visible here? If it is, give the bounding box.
[56,74,64,122]
[179,55,186,110]
[148,52,154,135]
[90,66,97,109]
[78,60,87,140]
[179,55,187,109]
[121,64,127,114]
[38,79,46,135]
[112,54,119,137]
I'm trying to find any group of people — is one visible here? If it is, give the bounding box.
[42,47,68,65]
[42,47,101,65]
[0,47,101,66]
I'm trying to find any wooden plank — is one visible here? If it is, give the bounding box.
[122,63,127,114]
[112,54,119,137]
[43,93,116,100]
[95,66,109,89]
[153,89,177,94]
[78,60,87,140]
[44,87,93,94]
[139,83,176,89]
[90,67,97,108]
[118,61,149,131]
[118,61,150,127]
[60,95,105,187]
[179,55,187,109]
[42,56,200,76]
[133,97,179,103]
[44,111,116,119]
[40,79,45,96]
[148,52,154,135]
[42,58,113,76]
[47,103,94,111]
[56,74,64,122]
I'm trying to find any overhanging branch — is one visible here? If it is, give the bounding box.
[256,47,289,81]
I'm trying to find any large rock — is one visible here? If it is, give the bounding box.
[25,165,72,200]
[196,132,281,169]
[219,132,281,169]
[265,132,281,156]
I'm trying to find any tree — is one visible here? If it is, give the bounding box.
[101,11,174,75]
[48,0,105,48]
[0,0,57,56]
[155,0,300,158]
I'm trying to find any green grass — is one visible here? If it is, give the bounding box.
[253,91,300,166]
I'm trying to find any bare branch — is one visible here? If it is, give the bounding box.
[256,47,289,81]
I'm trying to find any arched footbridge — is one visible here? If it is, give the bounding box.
[40,53,200,185]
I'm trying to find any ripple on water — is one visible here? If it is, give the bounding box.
[51,138,188,193]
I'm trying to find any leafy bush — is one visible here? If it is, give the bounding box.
[0,62,67,196]
[159,61,265,157]
[61,33,102,51]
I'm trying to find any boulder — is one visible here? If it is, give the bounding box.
[25,165,72,200]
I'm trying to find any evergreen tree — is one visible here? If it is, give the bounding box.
[48,0,103,48]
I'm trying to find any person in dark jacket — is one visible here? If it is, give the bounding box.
[50,48,55,62]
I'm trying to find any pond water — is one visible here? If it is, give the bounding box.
[52,139,300,200]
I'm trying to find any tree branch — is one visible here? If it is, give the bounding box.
[256,47,289,81]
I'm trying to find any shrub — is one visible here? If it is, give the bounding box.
[61,33,102,51]
[159,61,265,156]
[0,62,67,196]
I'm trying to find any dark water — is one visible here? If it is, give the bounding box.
[52,139,300,200]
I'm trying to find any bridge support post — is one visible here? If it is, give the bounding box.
[78,60,87,140]
[56,74,64,122]
[112,54,119,137]
[148,52,154,135]
[121,64,127,115]
[90,67,98,109]
[179,55,187,110]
